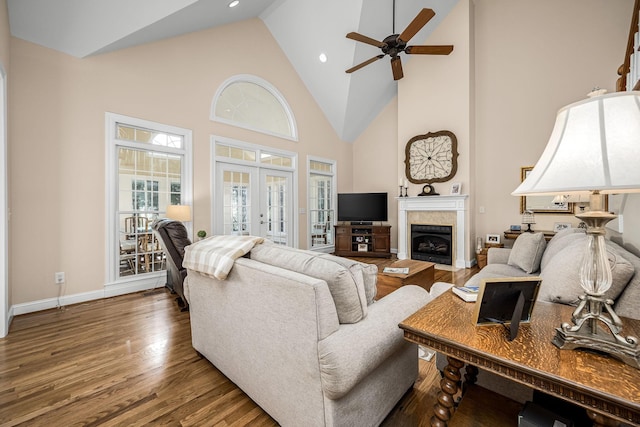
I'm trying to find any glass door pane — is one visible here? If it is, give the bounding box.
[117,147,181,277]
[215,164,293,246]
[309,173,334,248]
[260,170,292,246]
[222,169,252,235]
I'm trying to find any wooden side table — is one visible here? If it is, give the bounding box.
[476,243,503,269]
[476,248,488,269]
[399,292,640,426]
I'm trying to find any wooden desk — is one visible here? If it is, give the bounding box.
[504,229,555,241]
[399,291,640,426]
[376,259,435,299]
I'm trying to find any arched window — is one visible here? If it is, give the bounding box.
[211,75,298,141]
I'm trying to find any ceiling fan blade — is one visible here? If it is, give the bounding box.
[398,8,435,43]
[391,56,404,80]
[346,32,386,48]
[405,45,454,55]
[345,54,385,74]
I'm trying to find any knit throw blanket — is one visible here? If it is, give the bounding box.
[183,235,264,280]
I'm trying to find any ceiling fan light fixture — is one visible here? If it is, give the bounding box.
[228,1,240,8]
[318,53,328,63]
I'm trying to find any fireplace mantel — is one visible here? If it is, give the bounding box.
[397,195,470,268]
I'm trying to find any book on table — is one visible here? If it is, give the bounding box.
[452,285,479,302]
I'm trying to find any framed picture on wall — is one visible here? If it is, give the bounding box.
[450,182,461,195]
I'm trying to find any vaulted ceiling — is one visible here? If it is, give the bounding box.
[7,0,457,142]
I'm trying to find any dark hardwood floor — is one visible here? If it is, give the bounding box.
[0,258,478,426]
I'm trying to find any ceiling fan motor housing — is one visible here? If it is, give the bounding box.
[382,34,406,57]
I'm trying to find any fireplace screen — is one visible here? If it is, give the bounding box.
[411,224,452,265]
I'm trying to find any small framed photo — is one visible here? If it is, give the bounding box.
[486,234,501,245]
[357,243,368,252]
[473,277,543,341]
[510,225,521,231]
[553,222,572,233]
[450,182,461,195]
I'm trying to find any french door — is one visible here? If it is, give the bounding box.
[215,163,293,246]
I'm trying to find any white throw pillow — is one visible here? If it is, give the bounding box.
[318,254,378,304]
[508,232,547,274]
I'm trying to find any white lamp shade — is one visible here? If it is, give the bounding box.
[166,205,192,221]
[513,91,640,196]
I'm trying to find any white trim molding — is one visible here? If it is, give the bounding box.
[12,275,166,316]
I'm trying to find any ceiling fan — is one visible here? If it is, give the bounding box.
[345,5,454,81]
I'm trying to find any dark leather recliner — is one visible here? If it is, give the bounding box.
[152,219,192,311]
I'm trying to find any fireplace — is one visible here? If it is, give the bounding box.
[397,195,469,268]
[411,224,452,265]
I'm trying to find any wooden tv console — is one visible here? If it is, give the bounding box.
[334,224,391,258]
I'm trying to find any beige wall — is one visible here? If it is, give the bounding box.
[399,0,474,262]
[474,0,632,240]
[354,0,635,256]
[352,97,398,248]
[8,19,352,305]
[7,1,637,308]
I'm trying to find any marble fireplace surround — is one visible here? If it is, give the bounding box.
[397,195,470,269]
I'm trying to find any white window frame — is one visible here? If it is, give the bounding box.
[210,74,298,142]
[0,65,7,337]
[307,156,337,253]
[105,113,193,290]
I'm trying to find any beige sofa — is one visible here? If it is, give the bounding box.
[466,228,640,320]
[184,242,435,426]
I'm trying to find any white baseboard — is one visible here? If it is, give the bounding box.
[10,274,166,317]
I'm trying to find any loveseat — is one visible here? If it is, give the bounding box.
[183,240,436,426]
[443,228,640,403]
[466,228,640,320]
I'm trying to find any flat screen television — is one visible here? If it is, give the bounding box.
[337,192,388,224]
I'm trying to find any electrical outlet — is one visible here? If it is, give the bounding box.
[55,272,65,284]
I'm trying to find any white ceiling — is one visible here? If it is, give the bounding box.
[7,0,457,142]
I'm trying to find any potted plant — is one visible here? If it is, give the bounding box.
[197,230,207,240]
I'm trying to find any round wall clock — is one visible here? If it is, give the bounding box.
[404,130,458,184]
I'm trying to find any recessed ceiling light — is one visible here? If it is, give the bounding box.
[319,53,328,63]
[228,1,239,8]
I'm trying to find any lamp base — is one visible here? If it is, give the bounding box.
[552,293,640,368]
[552,191,640,368]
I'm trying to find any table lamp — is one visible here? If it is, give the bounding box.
[521,210,535,232]
[166,205,192,222]
[512,90,640,367]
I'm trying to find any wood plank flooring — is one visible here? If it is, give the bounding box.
[0,258,478,426]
